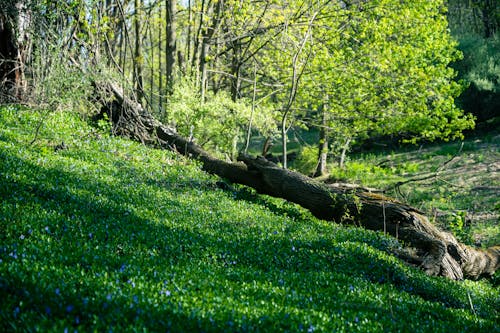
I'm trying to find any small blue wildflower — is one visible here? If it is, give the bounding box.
[308,324,315,332]
[45,306,51,315]
[106,294,112,301]
[66,304,74,313]
[13,307,20,317]
[119,264,127,273]
[349,285,354,291]
[19,234,25,240]
[75,316,80,325]
[355,317,359,323]
[45,226,50,233]
[133,295,139,303]
[55,288,60,295]
[88,233,93,239]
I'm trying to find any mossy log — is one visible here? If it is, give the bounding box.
[96,80,499,280]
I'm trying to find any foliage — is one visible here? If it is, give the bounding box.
[320,0,472,144]
[8,0,476,162]
[459,34,500,93]
[447,0,500,122]
[293,145,319,175]
[1,106,499,332]
[30,46,94,113]
[164,77,276,158]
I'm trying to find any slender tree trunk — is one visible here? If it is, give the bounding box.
[339,137,351,169]
[158,2,163,114]
[281,114,288,169]
[149,21,154,109]
[200,0,223,100]
[481,0,497,38]
[186,0,192,68]
[134,0,144,103]
[192,0,206,84]
[244,63,257,154]
[280,11,317,169]
[230,42,241,101]
[166,0,176,95]
[314,104,328,177]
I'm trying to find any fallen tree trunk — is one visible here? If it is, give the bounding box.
[95,80,499,280]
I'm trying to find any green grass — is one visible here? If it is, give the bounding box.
[0,106,499,332]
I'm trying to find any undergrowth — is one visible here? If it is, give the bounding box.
[327,137,500,247]
[0,106,498,332]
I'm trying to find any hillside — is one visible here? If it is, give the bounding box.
[0,106,499,332]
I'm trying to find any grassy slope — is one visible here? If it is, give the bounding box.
[0,106,498,332]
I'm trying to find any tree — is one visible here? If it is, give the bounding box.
[165,0,177,95]
[0,0,30,102]
[6,0,497,281]
[448,0,500,123]
[133,0,145,103]
[91,81,499,281]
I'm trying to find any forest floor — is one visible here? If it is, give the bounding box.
[325,132,500,248]
[250,127,499,247]
[0,106,499,332]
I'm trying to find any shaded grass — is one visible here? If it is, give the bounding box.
[0,106,499,332]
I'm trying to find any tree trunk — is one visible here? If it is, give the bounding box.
[281,114,288,169]
[0,0,29,102]
[339,137,351,169]
[230,42,241,101]
[93,79,499,281]
[480,0,497,38]
[199,0,223,100]
[166,0,176,95]
[314,104,328,177]
[133,0,144,103]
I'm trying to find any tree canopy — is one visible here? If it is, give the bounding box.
[1,0,478,164]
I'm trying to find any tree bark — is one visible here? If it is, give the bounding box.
[133,0,144,103]
[0,0,29,102]
[94,79,499,281]
[199,0,223,100]
[166,0,176,95]
[314,103,328,177]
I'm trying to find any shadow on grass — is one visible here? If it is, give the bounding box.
[0,151,498,332]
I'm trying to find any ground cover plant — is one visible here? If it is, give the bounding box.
[0,106,499,332]
[326,134,500,248]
